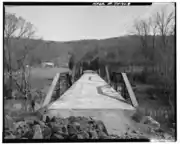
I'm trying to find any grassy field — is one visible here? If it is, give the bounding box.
[4,67,69,115]
[29,67,69,90]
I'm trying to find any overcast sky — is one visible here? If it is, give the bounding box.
[5,3,175,42]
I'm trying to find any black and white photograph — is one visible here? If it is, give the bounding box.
[3,1,176,142]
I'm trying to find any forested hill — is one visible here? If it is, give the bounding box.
[5,35,175,70]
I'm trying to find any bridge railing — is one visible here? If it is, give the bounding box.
[42,73,60,107]
[105,66,138,108]
[122,72,138,107]
[72,62,138,108]
[42,71,71,107]
[105,65,111,84]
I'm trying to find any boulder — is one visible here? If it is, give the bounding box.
[89,129,98,139]
[52,133,64,139]
[33,125,43,139]
[142,116,160,130]
[5,115,16,130]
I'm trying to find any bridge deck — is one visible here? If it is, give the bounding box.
[48,72,134,110]
[45,72,154,137]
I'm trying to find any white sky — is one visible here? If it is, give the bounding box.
[5,3,175,42]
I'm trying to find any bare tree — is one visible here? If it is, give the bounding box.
[4,12,37,99]
[133,8,175,110]
[152,8,175,109]
[134,8,175,74]
[155,9,175,48]
[154,9,175,77]
[134,19,151,60]
[149,16,157,50]
[4,13,18,97]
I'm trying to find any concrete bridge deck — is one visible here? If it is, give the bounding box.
[48,71,134,110]
[45,71,159,139]
[45,72,142,136]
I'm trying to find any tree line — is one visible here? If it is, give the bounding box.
[133,6,175,108]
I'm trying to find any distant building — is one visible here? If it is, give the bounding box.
[42,62,54,68]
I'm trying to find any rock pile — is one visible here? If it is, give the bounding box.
[4,116,150,140]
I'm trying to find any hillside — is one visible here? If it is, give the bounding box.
[5,35,175,70]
